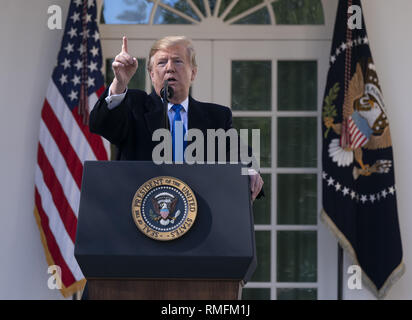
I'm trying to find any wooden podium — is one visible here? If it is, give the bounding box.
[75,161,256,300]
[87,279,241,300]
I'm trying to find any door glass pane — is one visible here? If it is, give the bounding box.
[277,174,317,225]
[192,0,206,16]
[277,288,317,300]
[242,288,271,300]
[232,117,271,168]
[154,6,193,24]
[277,231,317,282]
[101,0,153,24]
[233,7,271,25]
[232,61,271,111]
[253,174,271,225]
[161,0,201,21]
[277,117,317,168]
[278,61,317,111]
[209,0,217,14]
[224,0,264,21]
[218,0,232,16]
[272,0,324,25]
[250,231,270,282]
[105,58,146,91]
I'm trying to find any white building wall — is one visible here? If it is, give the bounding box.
[0,0,410,299]
[0,0,70,299]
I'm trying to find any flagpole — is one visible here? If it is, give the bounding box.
[337,0,353,300]
[338,243,343,300]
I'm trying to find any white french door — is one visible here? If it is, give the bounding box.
[210,40,337,299]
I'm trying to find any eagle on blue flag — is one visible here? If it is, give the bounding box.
[321,0,404,298]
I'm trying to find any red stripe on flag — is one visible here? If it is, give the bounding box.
[350,132,361,148]
[352,129,361,141]
[352,133,367,149]
[72,106,108,160]
[349,122,356,135]
[352,131,363,146]
[34,188,76,288]
[357,136,367,148]
[95,85,105,98]
[37,143,78,242]
[41,99,83,188]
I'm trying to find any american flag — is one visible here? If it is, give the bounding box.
[34,0,109,297]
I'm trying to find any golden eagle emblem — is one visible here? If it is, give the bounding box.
[151,193,180,226]
[324,59,392,179]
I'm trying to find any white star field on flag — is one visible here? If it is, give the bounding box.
[322,171,396,204]
[52,2,103,110]
[329,36,369,65]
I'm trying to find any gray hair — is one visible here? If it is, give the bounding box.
[147,35,197,72]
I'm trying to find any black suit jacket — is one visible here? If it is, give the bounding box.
[89,88,233,161]
[89,88,263,199]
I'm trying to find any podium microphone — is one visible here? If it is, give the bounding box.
[161,80,174,130]
[161,80,174,102]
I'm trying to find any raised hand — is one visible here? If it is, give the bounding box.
[111,36,138,94]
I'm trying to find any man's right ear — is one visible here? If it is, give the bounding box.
[191,67,198,83]
[149,69,155,84]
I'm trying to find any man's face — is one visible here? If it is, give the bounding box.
[150,44,197,104]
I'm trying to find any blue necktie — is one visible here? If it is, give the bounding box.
[171,104,186,162]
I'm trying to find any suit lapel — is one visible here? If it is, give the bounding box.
[188,96,209,133]
[144,91,167,136]
[188,96,211,161]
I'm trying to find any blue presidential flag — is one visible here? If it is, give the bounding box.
[321,0,404,298]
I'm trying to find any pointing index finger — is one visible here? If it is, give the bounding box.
[122,36,128,53]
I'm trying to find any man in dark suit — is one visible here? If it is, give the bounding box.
[89,35,263,200]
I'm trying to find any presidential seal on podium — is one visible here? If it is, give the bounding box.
[132,176,198,241]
